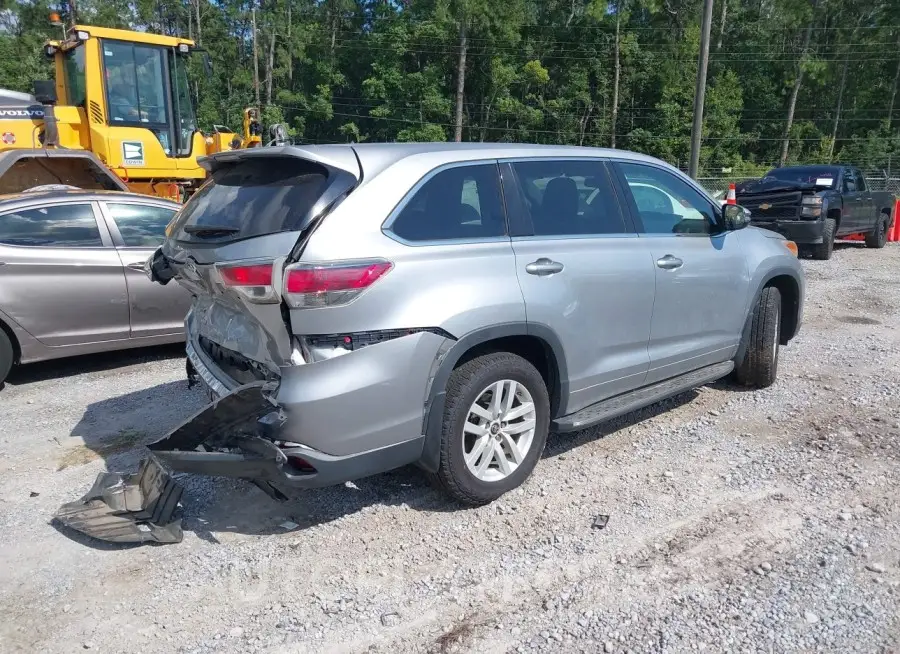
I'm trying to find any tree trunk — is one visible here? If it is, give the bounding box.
[252,6,260,105]
[779,4,816,167]
[828,56,848,162]
[196,0,202,45]
[716,0,727,50]
[287,4,292,83]
[453,20,468,142]
[610,5,621,149]
[888,36,900,127]
[266,29,276,106]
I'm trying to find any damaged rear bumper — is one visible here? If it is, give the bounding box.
[57,382,423,544]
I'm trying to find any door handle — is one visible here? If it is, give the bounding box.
[656,254,683,270]
[126,262,146,271]
[525,258,564,276]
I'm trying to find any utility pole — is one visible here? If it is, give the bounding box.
[252,6,260,106]
[688,0,714,179]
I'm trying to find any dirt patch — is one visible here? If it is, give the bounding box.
[56,428,147,471]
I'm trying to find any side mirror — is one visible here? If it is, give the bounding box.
[33,80,57,105]
[723,204,750,231]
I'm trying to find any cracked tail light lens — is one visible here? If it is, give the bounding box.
[217,262,279,303]
[284,260,392,308]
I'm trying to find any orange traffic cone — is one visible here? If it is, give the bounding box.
[726,183,736,205]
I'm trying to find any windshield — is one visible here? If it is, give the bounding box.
[169,157,335,242]
[764,168,837,188]
[170,51,197,157]
[63,45,86,106]
[103,41,169,128]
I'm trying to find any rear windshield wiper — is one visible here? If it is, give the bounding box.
[183,224,240,238]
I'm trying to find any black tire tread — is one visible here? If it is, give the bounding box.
[0,328,13,388]
[429,352,549,506]
[864,213,889,249]
[735,286,781,389]
[811,218,836,260]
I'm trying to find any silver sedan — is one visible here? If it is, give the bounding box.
[0,189,191,385]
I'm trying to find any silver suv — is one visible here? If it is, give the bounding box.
[59,144,804,542]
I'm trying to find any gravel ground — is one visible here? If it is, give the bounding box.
[1,242,899,654]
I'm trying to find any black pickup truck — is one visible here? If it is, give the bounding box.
[735,165,895,260]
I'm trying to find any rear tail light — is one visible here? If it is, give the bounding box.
[283,259,392,308]
[217,261,279,303]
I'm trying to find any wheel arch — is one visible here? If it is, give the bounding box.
[735,269,802,367]
[418,323,567,473]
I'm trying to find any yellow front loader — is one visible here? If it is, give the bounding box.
[0,24,277,202]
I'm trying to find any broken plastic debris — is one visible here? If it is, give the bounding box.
[279,521,299,531]
[592,515,610,530]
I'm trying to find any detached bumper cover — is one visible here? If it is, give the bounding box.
[55,455,183,544]
[57,382,423,545]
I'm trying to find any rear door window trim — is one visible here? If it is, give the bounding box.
[98,200,179,248]
[497,156,638,240]
[382,159,512,247]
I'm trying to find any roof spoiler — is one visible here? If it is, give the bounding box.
[198,145,361,180]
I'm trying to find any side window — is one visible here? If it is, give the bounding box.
[618,162,717,235]
[388,164,506,242]
[843,170,857,193]
[854,170,867,193]
[0,203,102,247]
[508,159,628,236]
[106,203,176,247]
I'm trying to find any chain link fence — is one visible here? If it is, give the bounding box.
[698,176,900,198]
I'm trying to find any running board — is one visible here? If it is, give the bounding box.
[552,361,734,433]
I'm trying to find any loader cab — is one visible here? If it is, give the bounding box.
[48,26,207,193]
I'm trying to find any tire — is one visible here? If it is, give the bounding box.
[0,329,13,388]
[864,213,888,249]
[735,286,781,389]
[429,352,550,506]
[811,218,836,260]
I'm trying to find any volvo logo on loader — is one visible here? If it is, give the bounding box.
[0,108,44,119]
[121,141,145,166]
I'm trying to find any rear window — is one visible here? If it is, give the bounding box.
[169,158,334,241]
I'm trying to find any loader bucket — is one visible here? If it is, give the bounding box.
[0,149,128,195]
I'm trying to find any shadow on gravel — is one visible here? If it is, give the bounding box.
[5,343,185,387]
[56,379,709,547]
[67,379,207,473]
[544,389,701,459]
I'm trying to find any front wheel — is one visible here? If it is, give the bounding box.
[430,352,550,506]
[811,218,836,260]
[865,214,888,249]
[0,329,13,388]
[735,286,781,389]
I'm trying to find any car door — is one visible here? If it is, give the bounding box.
[611,160,750,385]
[841,168,864,232]
[501,159,656,416]
[99,200,191,338]
[0,200,130,346]
[852,168,874,230]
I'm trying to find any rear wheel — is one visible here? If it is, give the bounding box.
[735,286,781,389]
[0,329,13,388]
[430,352,550,505]
[811,218,836,260]
[865,213,888,249]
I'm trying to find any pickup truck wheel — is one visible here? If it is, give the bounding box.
[811,218,836,260]
[430,352,550,506]
[0,329,13,388]
[735,286,781,389]
[864,214,888,249]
